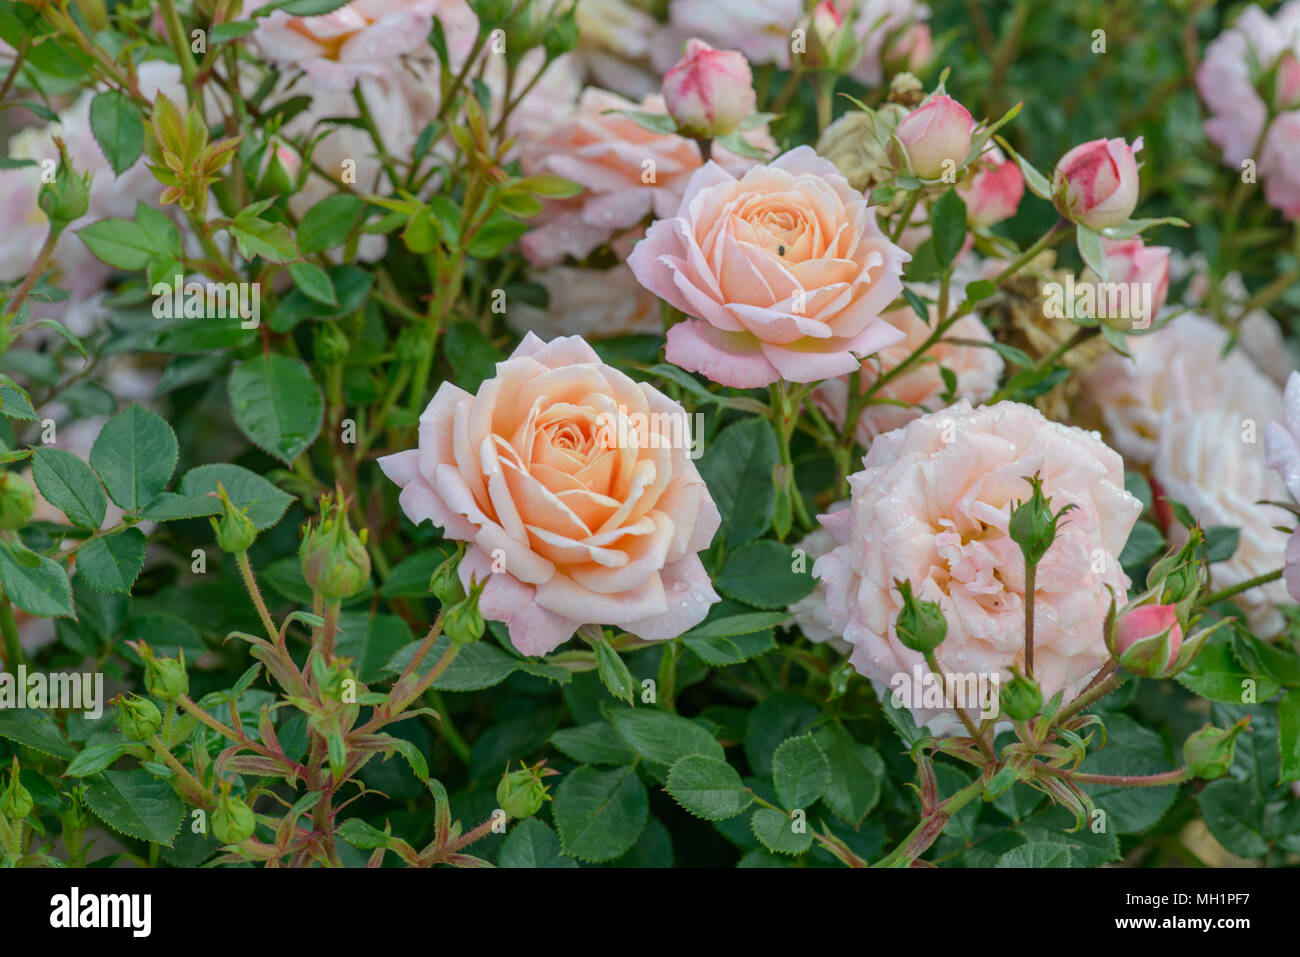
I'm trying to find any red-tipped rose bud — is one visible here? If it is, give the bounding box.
[662,39,756,139]
[1052,136,1142,230]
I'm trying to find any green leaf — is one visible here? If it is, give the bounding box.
[89,404,178,512]
[443,322,504,393]
[745,692,820,777]
[609,708,723,765]
[750,807,812,855]
[0,709,75,759]
[1177,636,1279,703]
[1204,525,1241,564]
[813,724,883,825]
[665,754,753,820]
[1076,225,1108,282]
[552,764,648,863]
[1078,714,1178,834]
[89,90,143,175]
[930,189,967,267]
[715,540,816,609]
[336,817,391,850]
[74,529,147,594]
[230,208,300,263]
[0,385,37,420]
[297,195,363,253]
[680,611,789,640]
[995,843,1072,867]
[550,723,636,766]
[592,634,635,705]
[383,636,519,692]
[699,417,779,545]
[227,355,323,465]
[83,769,185,846]
[1279,689,1300,784]
[287,261,337,306]
[65,742,128,777]
[30,447,107,528]
[177,463,294,530]
[0,546,74,617]
[1196,779,1269,858]
[335,612,413,684]
[379,545,456,598]
[771,733,830,811]
[1119,520,1164,568]
[498,818,578,868]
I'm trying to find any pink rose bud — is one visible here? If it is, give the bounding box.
[896,23,934,75]
[811,0,845,50]
[1093,237,1171,328]
[889,94,974,181]
[1277,51,1300,110]
[1112,603,1182,676]
[962,146,1025,226]
[1052,136,1143,230]
[662,39,757,138]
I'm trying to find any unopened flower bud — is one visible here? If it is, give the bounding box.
[1109,603,1182,677]
[443,576,486,645]
[662,40,756,139]
[1184,717,1250,780]
[496,760,557,819]
[0,472,36,530]
[313,322,350,364]
[1,758,32,822]
[429,545,466,605]
[1009,474,1074,569]
[300,495,371,600]
[1052,136,1142,230]
[133,642,188,702]
[38,137,90,234]
[889,94,973,180]
[1275,51,1300,110]
[209,481,257,554]
[114,694,162,742]
[894,579,946,653]
[999,668,1043,721]
[213,789,256,844]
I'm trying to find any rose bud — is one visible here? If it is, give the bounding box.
[1052,136,1142,230]
[999,668,1043,722]
[114,694,163,742]
[496,760,558,820]
[0,472,35,531]
[1109,603,1182,677]
[213,790,257,845]
[662,39,756,138]
[889,94,974,181]
[1082,237,1171,330]
[210,481,257,554]
[1184,717,1250,781]
[961,146,1025,226]
[300,495,371,601]
[893,579,947,654]
[1,757,33,822]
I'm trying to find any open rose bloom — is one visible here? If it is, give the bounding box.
[629,146,910,387]
[814,401,1141,734]
[380,334,721,656]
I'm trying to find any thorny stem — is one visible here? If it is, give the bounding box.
[4,227,59,321]
[1041,764,1191,788]
[235,550,279,647]
[872,777,985,867]
[1024,563,1036,678]
[1202,568,1283,606]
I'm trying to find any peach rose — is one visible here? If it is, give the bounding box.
[380,333,722,655]
[519,88,772,267]
[812,300,1003,444]
[814,400,1141,734]
[628,146,910,387]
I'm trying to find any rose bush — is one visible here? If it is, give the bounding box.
[0,0,1297,880]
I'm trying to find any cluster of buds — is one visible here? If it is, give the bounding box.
[428,545,486,646]
[145,93,241,212]
[300,494,371,601]
[1104,530,1225,678]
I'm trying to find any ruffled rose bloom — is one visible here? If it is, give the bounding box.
[1078,313,1285,466]
[812,301,1003,444]
[244,0,478,87]
[961,144,1024,227]
[1265,372,1300,603]
[1157,408,1291,636]
[505,264,662,340]
[519,88,772,267]
[1052,136,1142,230]
[662,39,756,138]
[628,146,909,387]
[1197,4,1300,160]
[380,333,722,655]
[1080,237,1171,330]
[813,400,1141,734]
